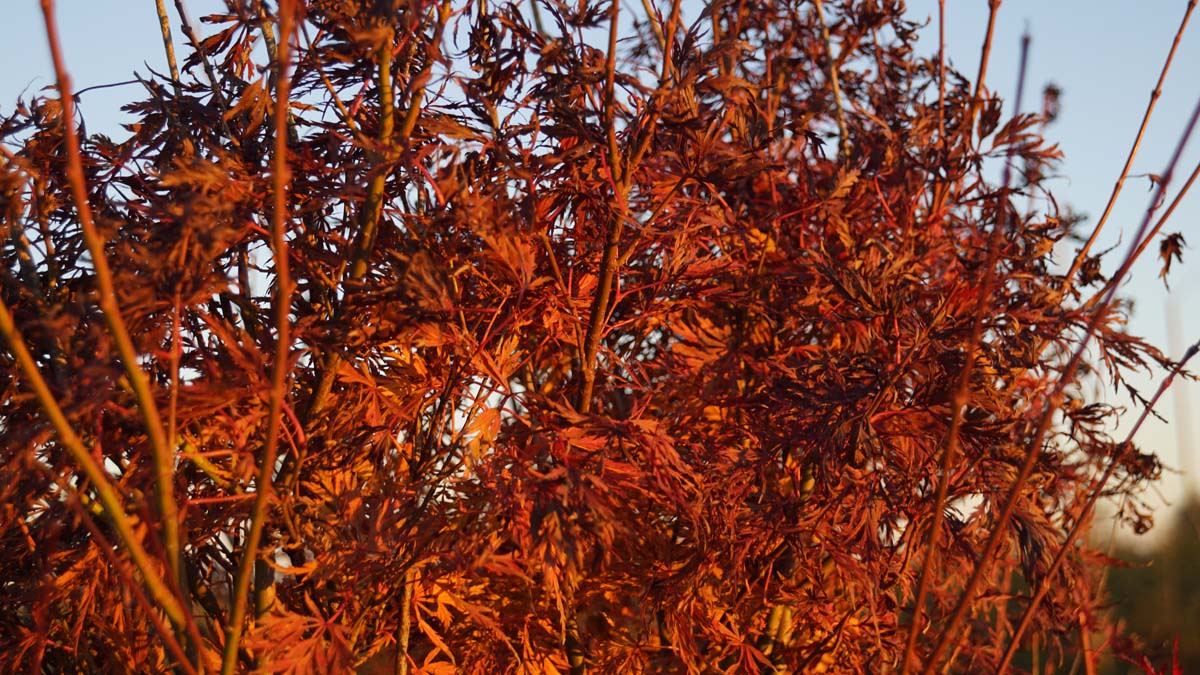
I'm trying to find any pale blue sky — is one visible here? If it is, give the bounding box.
[2,1,1198,529]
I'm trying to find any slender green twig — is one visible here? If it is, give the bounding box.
[638,0,667,54]
[169,292,182,454]
[564,0,683,667]
[154,0,182,97]
[38,464,199,675]
[603,0,622,179]
[305,27,397,424]
[812,0,848,159]
[304,0,449,426]
[253,0,280,63]
[220,2,296,672]
[38,0,188,625]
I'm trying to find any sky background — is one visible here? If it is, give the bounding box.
[2,1,1198,541]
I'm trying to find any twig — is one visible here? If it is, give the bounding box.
[1064,0,1195,288]
[154,0,182,97]
[899,26,1031,675]
[306,1,449,423]
[169,291,182,452]
[962,0,1000,145]
[1087,155,1200,306]
[1079,612,1097,675]
[38,0,188,625]
[73,79,141,98]
[304,27,395,422]
[220,1,296,672]
[937,0,946,146]
[394,567,416,675]
[812,0,849,159]
[349,31,396,282]
[397,2,449,143]
[300,22,369,146]
[603,0,622,183]
[39,466,199,675]
[638,0,667,55]
[565,4,630,671]
[253,0,280,64]
[577,0,646,417]
[173,0,238,144]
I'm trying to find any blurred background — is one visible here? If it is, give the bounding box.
[2,1,1197,672]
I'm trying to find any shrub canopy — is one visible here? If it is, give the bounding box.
[0,1,1185,674]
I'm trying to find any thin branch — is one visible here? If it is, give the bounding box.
[394,567,416,675]
[154,0,182,97]
[1064,0,1195,287]
[0,297,192,641]
[306,2,449,423]
[38,0,187,623]
[304,27,396,424]
[900,27,1030,675]
[937,0,946,146]
[603,0,622,183]
[638,0,666,55]
[173,0,238,143]
[300,22,369,146]
[576,0,630,417]
[963,0,1000,145]
[349,31,396,283]
[220,1,296,671]
[73,79,141,98]
[813,0,849,159]
[169,291,182,452]
[39,466,199,675]
[1080,612,1097,675]
[253,0,280,63]
[397,1,449,143]
[1073,150,1200,320]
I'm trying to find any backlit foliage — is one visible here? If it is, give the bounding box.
[0,1,1190,674]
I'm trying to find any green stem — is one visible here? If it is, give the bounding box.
[153,0,182,97]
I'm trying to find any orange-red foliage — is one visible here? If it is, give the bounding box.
[0,1,1189,674]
